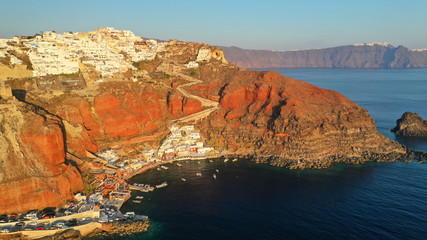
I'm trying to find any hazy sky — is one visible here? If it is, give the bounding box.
[1,0,426,50]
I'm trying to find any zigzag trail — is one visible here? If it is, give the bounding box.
[158,61,220,125]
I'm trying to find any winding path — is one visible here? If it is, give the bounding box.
[159,62,220,124]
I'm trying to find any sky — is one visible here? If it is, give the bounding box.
[1,0,426,51]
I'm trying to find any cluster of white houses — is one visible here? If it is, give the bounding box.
[97,125,218,167]
[97,149,147,172]
[0,27,168,78]
[157,125,216,160]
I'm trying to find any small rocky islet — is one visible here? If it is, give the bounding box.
[392,112,427,137]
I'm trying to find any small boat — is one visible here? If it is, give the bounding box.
[135,196,144,199]
[186,161,189,163]
[232,158,238,162]
[216,169,219,173]
[157,167,161,171]
[161,165,169,170]
[196,172,202,176]
[224,158,229,162]
[209,160,213,163]
[197,161,200,164]
[213,173,217,179]
[176,163,182,167]
[132,200,142,203]
[181,178,186,182]
[156,182,168,188]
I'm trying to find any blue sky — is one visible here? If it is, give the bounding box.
[1,0,426,50]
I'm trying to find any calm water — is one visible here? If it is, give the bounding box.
[120,69,427,240]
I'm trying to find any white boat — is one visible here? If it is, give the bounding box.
[176,163,182,167]
[181,178,186,182]
[135,196,144,199]
[232,158,238,162]
[209,160,213,163]
[224,158,229,162]
[161,165,169,170]
[197,161,200,164]
[132,200,142,203]
[216,169,219,173]
[157,167,161,171]
[186,161,189,163]
[196,172,202,176]
[130,184,154,192]
[213,173,217,179]
[156,182,168,188]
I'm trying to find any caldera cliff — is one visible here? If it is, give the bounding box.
[0,29,415,214]
[0,101,84,213]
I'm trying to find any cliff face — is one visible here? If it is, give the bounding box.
[34,83,168,157]
[0,34,415,215]
[221,45,427,69]
[0,101,84,214]
[196,70,406,168]
[392,112,427,137]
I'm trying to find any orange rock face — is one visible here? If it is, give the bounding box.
[183,98,202,115]
[167,92,183,117]
[93,91,164,139]
[167,92,202,116]
[200,70,405,167]
[0,103,84,214]
[49,96,100,156]
[94,92,141,139]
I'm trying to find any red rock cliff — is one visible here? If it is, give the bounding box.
[0,102,84,214]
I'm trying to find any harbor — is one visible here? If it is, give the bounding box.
[0,123,226,239]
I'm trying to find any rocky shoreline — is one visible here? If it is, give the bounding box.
[82,220,150,240]
[226,148,426,170]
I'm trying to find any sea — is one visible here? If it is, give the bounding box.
[117,69,427,240]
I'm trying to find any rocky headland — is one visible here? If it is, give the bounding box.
[392,112,427,137]
[192,70,408,169]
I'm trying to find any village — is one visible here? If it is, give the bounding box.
[0,124,221,237]
[0,28,223,238]
[0,27,168,78]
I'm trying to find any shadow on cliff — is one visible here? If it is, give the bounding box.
[267,100,287,130]
[381,48,397,68]
[12,89,81,173]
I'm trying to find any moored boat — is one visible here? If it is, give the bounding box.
[213,173,217,179]
[132,200,142,203]
[161,165,169,170]
[181,178,186,182]
[156,181,168,188]
[196,172,202,176]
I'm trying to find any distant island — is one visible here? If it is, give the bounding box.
[220,43,427,69]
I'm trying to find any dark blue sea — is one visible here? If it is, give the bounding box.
[119,69,427,240]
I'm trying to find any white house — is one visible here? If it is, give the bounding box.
[186,61,199,68]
